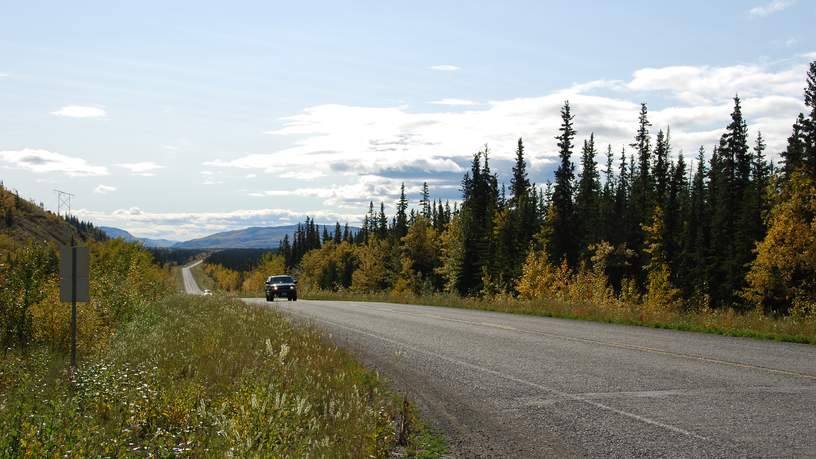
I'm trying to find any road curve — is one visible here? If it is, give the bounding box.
[182,274,816,456]
[181,260,204,295]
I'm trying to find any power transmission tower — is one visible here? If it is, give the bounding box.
[54,189,75,216]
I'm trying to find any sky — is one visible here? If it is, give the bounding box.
[1,0,814,240]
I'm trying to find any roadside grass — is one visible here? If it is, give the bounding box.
[171,265,184,292]
[302,289,816,345]
[1,294,446,457]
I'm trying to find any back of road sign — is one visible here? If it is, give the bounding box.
[59,246,90,302]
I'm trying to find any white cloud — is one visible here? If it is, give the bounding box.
[626,63,806,104]
[749,0,796,16]
[431,98,478,106]
[249,175,427,209]
[74,207,361,240]
[50,105,106,118]
[429,64,460,71]
[202,54,809,210]
[0,148,109,176]
[94,184,116,194]
[0,73,8,78]
[116,161,165,176]
[784,37,798,47]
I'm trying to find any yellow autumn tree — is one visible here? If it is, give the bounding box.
[241,252,286,294]
[298,241,358,291]
[435,213,465,293]
[744,171,816,316]
[516,249,571,301]
[352,238,393,292]
[642,206,680,311]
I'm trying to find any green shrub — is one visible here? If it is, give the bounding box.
[0,295,404,457]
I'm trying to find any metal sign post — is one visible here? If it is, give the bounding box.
[59,246,89,369]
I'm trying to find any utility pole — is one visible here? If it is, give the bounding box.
[54,189,75,216]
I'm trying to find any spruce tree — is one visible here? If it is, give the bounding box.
[630,103,653,216]
[280,234,293,268]
[628,103,652,280]
[782,114,806,179]
[549,101,578,266]
[575,133,601,254]
[510,138,530,201]
[458,148,500,294]
[612,147,629,247]
[501,137,537,283]
[802,61,816,179]
[679,147,709,297]
[653,129,670,209]
[378,202,388,238]
[751,132,771,242]
[394,183,409,239]
[420,182,431,218]
[665,153,687,278]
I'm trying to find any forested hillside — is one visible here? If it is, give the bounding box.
[0,183,106,249]
[274,61,816,318]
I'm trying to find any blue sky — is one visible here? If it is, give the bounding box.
[1,0,814,239]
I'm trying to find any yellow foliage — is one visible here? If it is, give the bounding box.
[29,277,111,353]
[203,263,242,291]
[298,241,358,291]
[745,171,816,314]
[516,250,571,301]
[641,206,679,312]
[644,264,680,312]
[401,216,438,276]
[0,238,173,351]
[352,238,392,292]
[392,257,421,296]
[241,253,286,293]
[435,214,465,293]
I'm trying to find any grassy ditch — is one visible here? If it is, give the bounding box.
[189,262,218,292]
[302,289,816,345]
[1,294,446,457]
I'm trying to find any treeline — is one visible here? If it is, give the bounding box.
[205,248,275,272]
[272,62,816,316]
[202,251,285,294]
[147,247,206,267]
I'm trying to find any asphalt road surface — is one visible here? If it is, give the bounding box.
[182,275,816,457]
[181,260,203,295]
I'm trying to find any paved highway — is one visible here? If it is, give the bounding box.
[183,274,816,457]
[181,260,203,295]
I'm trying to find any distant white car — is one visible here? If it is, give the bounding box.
[202,289,213,296]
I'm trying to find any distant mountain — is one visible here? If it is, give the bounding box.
[101,224,360,250]
[172,224,360,249]
[172,225,300,249]
[100,227,179,248]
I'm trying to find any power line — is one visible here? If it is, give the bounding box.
[54,189,75,216]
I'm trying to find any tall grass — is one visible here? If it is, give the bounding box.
[302,288,816,345]
[1,294,443,457]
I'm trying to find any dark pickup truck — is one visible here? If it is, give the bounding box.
[264,275,298,302]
